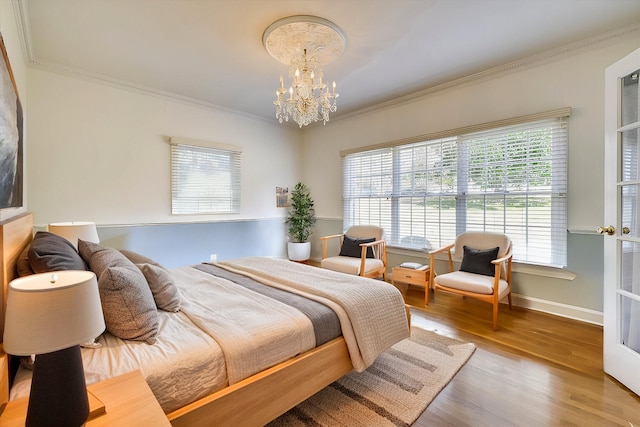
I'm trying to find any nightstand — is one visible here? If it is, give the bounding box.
[392,263,431,305]
[0,370,170,427]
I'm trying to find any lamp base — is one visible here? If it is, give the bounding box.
[27,345,89,427]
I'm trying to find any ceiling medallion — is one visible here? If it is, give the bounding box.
[263,16,346,127]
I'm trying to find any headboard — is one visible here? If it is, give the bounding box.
[0,212,34,343]
[0,212,33,413]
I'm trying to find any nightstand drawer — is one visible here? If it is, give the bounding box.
[392,266,429,287]
[392,265,431,305]
[396,268,427,284]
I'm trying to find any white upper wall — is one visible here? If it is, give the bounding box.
[301,33,640,232]
[25,69,302,226]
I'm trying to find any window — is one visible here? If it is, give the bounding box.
[170,139,241,215]
[343,110,569,267]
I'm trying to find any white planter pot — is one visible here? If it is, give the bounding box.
[288,241,311,261]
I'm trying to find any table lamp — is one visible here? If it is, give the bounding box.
[47,221,100,250]
[47,221,103,348]
[3,271,105,427]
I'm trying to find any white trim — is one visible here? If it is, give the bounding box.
[340,108,571,156]
[11,0,33,64]
[511,263,576,281]
[508,293,603,326]
[34,216,287,230]
[169,137,242,153]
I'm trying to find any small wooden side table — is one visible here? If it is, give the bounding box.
[0,370,170,427]
[392,264,431,305]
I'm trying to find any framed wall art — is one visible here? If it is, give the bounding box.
[276,187,289,208]
[0,32,23,212]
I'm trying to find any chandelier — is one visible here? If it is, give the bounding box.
[263,16,346,128]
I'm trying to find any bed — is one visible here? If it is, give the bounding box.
[0,212,409,426]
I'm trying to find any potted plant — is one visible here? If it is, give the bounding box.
[286,182,316,261]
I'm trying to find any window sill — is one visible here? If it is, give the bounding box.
[387,246,576,281]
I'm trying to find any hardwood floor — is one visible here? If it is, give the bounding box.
[401,285,640,427]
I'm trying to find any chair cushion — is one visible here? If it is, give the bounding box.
[339,235,375,258]
[321,256,384,276]
[434,271,509,296]
[459,245,499,276]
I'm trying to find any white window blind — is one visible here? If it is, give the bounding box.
[171,141,241,215]
[343,114,569,267]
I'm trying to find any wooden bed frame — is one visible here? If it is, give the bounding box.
[0,212,355,426]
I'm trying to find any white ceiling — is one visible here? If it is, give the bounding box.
[15,0,640,125]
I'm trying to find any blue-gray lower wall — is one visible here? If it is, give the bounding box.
[93,218,287,269]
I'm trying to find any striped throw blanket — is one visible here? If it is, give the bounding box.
[218,256,410,372]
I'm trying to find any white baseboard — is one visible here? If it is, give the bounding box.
[508,293,603,326]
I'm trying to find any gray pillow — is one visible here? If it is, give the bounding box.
[28,231,88,273]
[120,250,163,267]
[136,263,181,312]
[79,239,131,276]
[17,244,35,277]
[98,265,159,344]
[459,245,499,277]
[79,240,159,343]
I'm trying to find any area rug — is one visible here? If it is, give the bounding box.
[268,327,475,427]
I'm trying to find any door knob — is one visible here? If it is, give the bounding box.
[623,227,631,235]
[597,226,615,235]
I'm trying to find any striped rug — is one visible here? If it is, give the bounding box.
[268,327,475,427]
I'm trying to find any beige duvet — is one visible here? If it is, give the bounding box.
[11,258,409,413]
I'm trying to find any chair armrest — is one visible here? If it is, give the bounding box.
[429,243,455,279]
[428,243,454,255]
[320,234,344,241]
[320,234,345,259]
[360,239,386,260]
[360,239,385,248]
[491,251,513,265]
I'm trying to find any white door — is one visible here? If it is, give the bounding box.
[603,47,640,396]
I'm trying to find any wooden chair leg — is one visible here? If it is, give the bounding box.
[492,302,499,331]
[508,292,513,310]
[405,304,411,328]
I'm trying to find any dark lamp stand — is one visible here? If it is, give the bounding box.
[27,345,89,427]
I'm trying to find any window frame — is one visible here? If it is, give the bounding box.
[342,109,570,267]
[170,137,242,215]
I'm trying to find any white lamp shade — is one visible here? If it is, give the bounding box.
[47,222,99,249]
[4,271,105,356]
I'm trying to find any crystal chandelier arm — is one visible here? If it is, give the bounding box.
[265,16,344,127]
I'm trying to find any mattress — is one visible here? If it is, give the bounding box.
[11,310,226,413]
[10,263,342,412]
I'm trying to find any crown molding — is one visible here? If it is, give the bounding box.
[12,0,34,64]
[332,21,640,124]
[12,0,640,128]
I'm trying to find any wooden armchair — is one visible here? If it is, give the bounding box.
[320,225,387,280]
[428,231,513,330]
